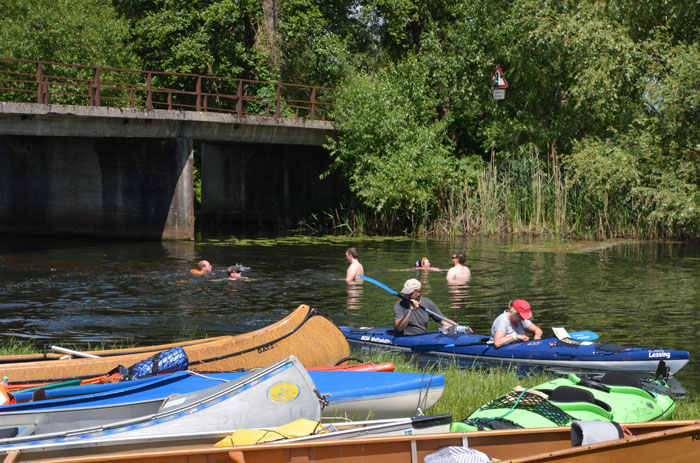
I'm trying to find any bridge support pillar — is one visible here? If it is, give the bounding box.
[0,135,194,240]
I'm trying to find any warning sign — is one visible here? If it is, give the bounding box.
[490,65,508,88]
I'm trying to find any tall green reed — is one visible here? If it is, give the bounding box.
[435,143,568,237]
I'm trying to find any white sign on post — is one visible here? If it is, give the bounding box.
[492,88,506,100]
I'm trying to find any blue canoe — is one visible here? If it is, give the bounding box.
[6,369,444,420]
[340,326,690,375]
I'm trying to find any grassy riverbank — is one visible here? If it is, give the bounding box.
[364,351,700,421]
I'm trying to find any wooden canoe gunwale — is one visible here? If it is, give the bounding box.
[12,420,700,463]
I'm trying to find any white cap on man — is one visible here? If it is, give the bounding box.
[400,278,422,295]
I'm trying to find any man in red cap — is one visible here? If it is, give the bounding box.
[491,299,543,348]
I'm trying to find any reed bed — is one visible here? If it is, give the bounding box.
[311,141,672,240]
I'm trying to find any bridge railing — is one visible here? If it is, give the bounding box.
[0,57,334,121]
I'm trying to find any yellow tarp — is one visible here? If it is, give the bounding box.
[214,418,325,447]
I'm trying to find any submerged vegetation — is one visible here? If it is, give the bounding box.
[1,1,697,239]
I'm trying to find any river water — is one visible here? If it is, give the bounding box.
[1,234,698,393]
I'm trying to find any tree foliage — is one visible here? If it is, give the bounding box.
[112,0,266,79]
[0,0,697,237]
[0,0,136,68]
[326,57,457,228]
[328,0,699,237]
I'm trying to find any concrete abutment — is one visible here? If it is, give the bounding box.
[0,135,194,240]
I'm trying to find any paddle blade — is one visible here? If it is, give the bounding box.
[569,331,599,341]
[358,275,399,296]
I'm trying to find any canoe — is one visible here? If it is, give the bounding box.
[307,362,395,372]
[0,305,350,383]
[451,370,675,431]
[0,356,321,454]
[341,326,690,375]
[8,361,396,392]
[10,420,700,463]
[5,369,444,420]
[0,415,452,461]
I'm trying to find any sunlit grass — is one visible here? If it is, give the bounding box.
[0,338,39,356]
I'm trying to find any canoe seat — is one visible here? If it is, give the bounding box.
[0,427,18,438]
[599,372,642,389]
[16,425,36,437]
[549,386,612,412]
[32,388,46,401]
[594,343,633,353]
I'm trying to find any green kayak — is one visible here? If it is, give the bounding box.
[451,371,675,432]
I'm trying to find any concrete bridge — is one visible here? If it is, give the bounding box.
[0,58,337,240]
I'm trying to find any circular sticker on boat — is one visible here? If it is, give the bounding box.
[267,381,300,402]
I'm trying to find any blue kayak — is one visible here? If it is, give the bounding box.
[341,326,690,375]
[6,369,445,419]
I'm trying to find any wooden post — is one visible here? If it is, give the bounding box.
[35,62,43,104]
[236,80,243,115]
[146,72,152,110]
[195,76,202,111]
[275,84,281,117]
[310,87,316,121]
[93,68,101,106]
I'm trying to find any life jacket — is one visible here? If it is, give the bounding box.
[0,385,16,406]
[190,269,204,275]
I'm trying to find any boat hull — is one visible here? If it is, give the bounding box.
[9,420,700,463]
[341,326,690,375]
[0,306,350,383]
[0,356,321,449]
[7,370,445,421]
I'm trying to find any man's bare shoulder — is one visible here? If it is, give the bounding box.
[447,265,471,280]
[346,262,364,282]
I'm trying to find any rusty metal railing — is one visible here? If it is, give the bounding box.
[0,57,334,121]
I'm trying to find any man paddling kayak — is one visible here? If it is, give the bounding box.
[491,299,543,347]
[394,279,459,335]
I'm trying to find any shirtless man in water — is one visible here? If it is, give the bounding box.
[344,247,364,282]
[446,251,471,281]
